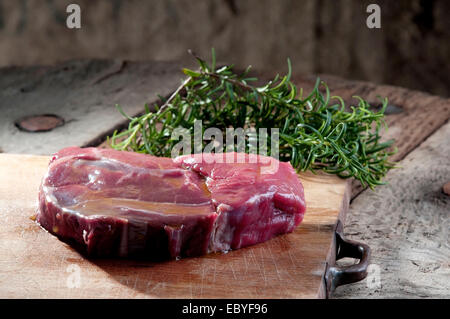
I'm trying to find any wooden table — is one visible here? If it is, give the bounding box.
[0,60,448,298]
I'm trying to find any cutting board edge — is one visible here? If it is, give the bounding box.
[317,179,352,299]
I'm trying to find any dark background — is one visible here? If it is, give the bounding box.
[0,0,449,96]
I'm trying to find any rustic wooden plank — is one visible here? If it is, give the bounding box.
[0,154,349,298]
[332,122,450,298]
[0,59,191,155]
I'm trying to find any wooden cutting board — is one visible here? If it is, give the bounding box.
[0,153,350,298]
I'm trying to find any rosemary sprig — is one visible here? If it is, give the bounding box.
[110,50,396,189]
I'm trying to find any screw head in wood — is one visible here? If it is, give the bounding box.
[443,182,450,196]
[15,114,65,132]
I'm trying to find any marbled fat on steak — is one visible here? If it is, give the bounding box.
[37,147,306,259]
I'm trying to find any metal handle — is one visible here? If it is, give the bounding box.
[325,221,371,297]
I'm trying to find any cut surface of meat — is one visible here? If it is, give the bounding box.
[175,153,306,252]
[37,147,306,259]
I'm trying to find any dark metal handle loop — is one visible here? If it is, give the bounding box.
[325,221,371,297]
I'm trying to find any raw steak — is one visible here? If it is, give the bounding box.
[37,147,306,259]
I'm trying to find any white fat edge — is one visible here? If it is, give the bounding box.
[245,191,276,205]
[205,176,214,188]
[93,147,102,159]
[73,155,133,173]
[277,191,305,205]
[215,203,235,215]
[177,155,196,165]
[182,171,208,193]
[87,169,103,185]
[119,219,129,257]
[43,186,58,206]
[208,202,234,253]
[266,184,305,207]
[82,229,88,244]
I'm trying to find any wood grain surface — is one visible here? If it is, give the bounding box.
[333,122,450,298]
[0,59,188,155]
[0,154,350,299]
